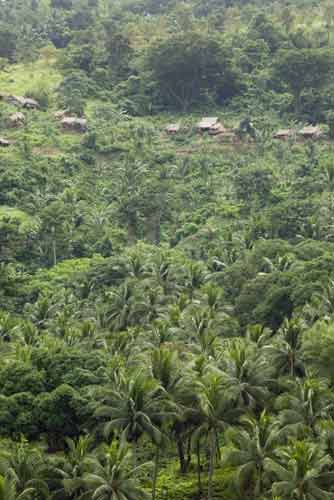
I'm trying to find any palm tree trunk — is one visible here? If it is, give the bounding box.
[254,467,262,497]
[176,436,187,473]
[51,225,57,266]
[152,446,160,500]
[196,440,202,496]
[154,208,161,245]
[289,351,295,377]
[186,434,192,470]
[133,442,137,477]
[208,433,215,500]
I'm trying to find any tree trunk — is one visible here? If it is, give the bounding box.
[254,467,262,497]
[289,351,295,377]
[186,434,192,470]
[176,436,187,474]
[295,91,301,115]
[51,225,57,266]
[154,208,161,246]
[196,440,202,496]
[133,442,137,477]
[52,238,57,267]
[152,446,160,500]
[208,433,215,500]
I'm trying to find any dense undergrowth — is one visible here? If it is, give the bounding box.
[2,0,334,499]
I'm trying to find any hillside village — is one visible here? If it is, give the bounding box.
[0,89,329,150]
[2,1,334,500]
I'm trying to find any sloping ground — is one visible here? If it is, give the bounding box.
[0,206,39,232]
[0,56,62,96]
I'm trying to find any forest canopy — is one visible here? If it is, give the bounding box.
[1,0,334,499]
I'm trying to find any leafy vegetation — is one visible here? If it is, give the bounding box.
[2,0,334,498]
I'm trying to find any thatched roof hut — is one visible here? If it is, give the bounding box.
[8,112,25,128]
[273,129,295,140]
[54,110,70,121]
[1,94,39,109]
[23,97,39,109]
[0,137,11,147]
[166,123,181,134]
[208,122,226,136]
[5,95,26,107]
[61,117,87,132]
[298,125,322,139]
[197,117,219,131]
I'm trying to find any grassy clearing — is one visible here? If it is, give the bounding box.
[0,57,62,97]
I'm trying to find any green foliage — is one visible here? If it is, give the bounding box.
[146,30,242,109]
[2,1,334,500]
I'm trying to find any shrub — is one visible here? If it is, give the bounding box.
[25,85,52,110]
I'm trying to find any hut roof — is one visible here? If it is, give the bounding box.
[10,112,25,121]
[54,110,70,120]
[208,122,226,135]
[61,117,87,125]
[166,123,180,133]
[61,117,88,132]
[23,97,39,108]
[1,94,39,108]
[274,129,295,138]
[0,137,11,147]
[298,125,322,137]
[9,95,26,106]
[197,117,219,130]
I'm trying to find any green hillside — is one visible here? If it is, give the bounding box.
[2,1,334,499]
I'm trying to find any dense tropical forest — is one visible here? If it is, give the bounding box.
[3,0,334,498]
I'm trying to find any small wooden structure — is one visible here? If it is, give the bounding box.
[208,122,226,136]
[61,116,87,132]
[23,97,39,109]
[1,94,39,109]
[197,117,219,132]
[8,112,25,128]
[273,129,296,140]
[166,123,180,134]
[54,110,70,121]
[298,125,322,140]
[0,137,11,147]
[5,95,26,107]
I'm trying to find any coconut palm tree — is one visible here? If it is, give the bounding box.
[0,441,51,499]
[275,377,334,437]
[303,279,334,325]
[220,339,273,411]
[264,317,305,378]
[0,312,20,342]
[82,443,149,500]
[245,323,272,347]
[133,286,164,325]
[151,347,199,474]
[105,282,135,331]
[95,372,165,468]
[184,262,206,299]
[126,250,149,280]
[222,412,285,497]
[148,319,173,348]
[188,307,219,357]
[264,440,334,499]
[0,475,34,500]
[24,294,57,329]
[193,372,239,500]
[52,435,93,499]
[147,252,177,296]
